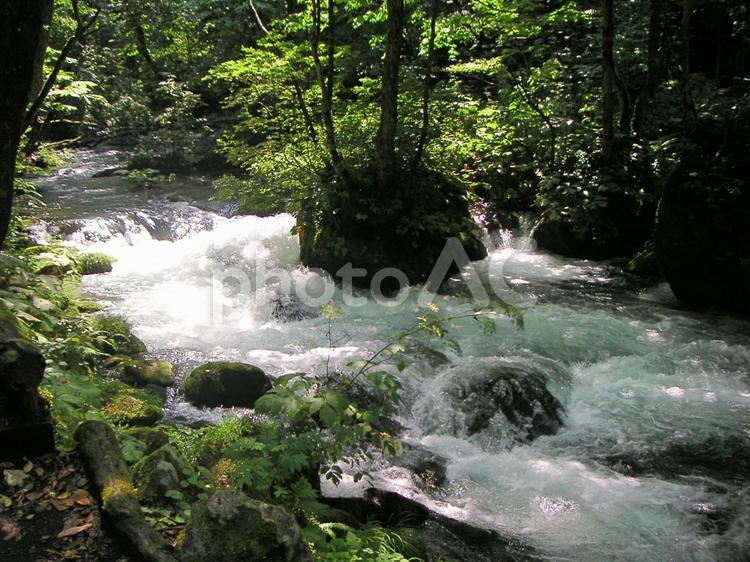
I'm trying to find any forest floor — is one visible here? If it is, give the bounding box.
[0,453,135,562]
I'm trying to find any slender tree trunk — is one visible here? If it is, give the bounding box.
[635,0,665,132]
[412,0,439,173]
[311,0,344,178]
[0,0,54,250]
[294,84,319,145]
[134,22,159,75]
[23,1,99,142]
[376,0,405,191]
[680,0,695,117]
[601,0,616,164]
[515,78,556,173]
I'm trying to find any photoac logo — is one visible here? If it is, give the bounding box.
[211,236,536,324]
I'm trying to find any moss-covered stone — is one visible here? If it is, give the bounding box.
[101,388,164,426]
[298,168,487,288]
[119,359,174,387]
[183,362,270,408]
[132,445,188,503]
[123,427,170,454]
[78,252,115,275]
[73,300,103,313]
[177,490,312,562]
[90,314,147,357]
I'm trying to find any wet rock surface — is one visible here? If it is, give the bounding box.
[177,490,312,562]
[183,362,271,409]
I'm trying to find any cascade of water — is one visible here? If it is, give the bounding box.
[37,151,750,561]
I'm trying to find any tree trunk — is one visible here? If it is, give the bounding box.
[635,0,665,132]
[680,0,695,117]
[601,0,616,164]
[0,0,54,250]
[376,0,405,191]
[412,0,439,173]
[23,0,100,153]
[311,0,345,178]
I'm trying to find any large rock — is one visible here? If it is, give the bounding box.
[298,168,486,288]
[183,362,271,408]
[322,466,534,562]
[119,359,174,387]
[415,357,567,447]
[123,427,170,454]
[653,111,750,314]
[0,302,54,460]
[655,177,750,314]
[177,490,312,562]
[456,365,565,441]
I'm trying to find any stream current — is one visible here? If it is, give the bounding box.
[35,150,750,561]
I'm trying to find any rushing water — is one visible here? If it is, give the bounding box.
[36,150,750,561]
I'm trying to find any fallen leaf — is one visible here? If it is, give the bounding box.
[34,467,45,477]
[25,491,45,502]
[0,516,20,541]
[57,491,71,500]
[71,490,92,507]
[3,470,27,487]
[22,461,33,474]
[57,522,92,538]
[63,550,80,559]
[50,498,74,511]
[0,495,11,508]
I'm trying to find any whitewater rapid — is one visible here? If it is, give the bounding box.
[37,150,750,561]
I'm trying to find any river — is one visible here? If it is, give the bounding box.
[35,149,750,561]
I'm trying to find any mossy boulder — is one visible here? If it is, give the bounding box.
[90,315,147,356]
[119,359,174,387]
[655,153,750,314]
[101,388,164,426]
[132,445,188,504]
[177,490,312,562]
[183,362,271,408]
[298,168,486,288]
[123,427,170,454]
[78,252,115,275]
[73,300,103,313]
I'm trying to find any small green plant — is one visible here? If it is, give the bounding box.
[78,252,115,275]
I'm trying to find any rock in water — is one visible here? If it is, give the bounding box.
[415,357,567,447]
[655,178,750,314]
[457,365,564,441]
[183,362,271,408]
[271,294,319,322]
[178,490,312,562]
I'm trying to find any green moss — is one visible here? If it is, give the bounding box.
[101,476,137,510]
[90,314,147,357]
[121,359,174,387]
[72,300,103,313]
[101,387,164,426]
[78,252,115,275]
[122,427,170,454]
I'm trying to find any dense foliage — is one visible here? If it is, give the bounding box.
[17,0,749,262]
